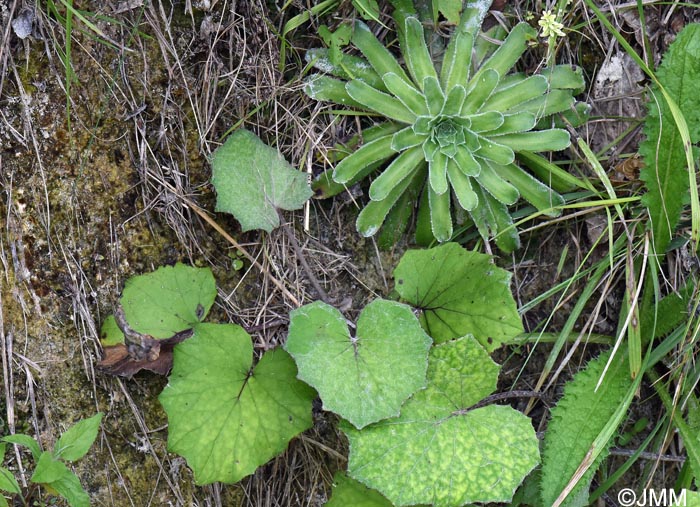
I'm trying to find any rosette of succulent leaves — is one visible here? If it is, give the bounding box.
[305,1,588,251]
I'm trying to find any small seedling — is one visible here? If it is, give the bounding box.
[0,413,102,507]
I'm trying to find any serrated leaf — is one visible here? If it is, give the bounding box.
[54,413,102,462]
[286,299,431,429]
[394,243,523,350]
[540,351,632,507]
[211,128,313,233]
[159,323,315,485]
[1,434,40,460]
[325,472,395,507]
[640,24,700,255]
[345,336,540,507]
[119,263,216,339]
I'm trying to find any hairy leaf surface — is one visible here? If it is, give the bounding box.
[540,351,632,506]
[211,128,312,232]
[640,24,700,254]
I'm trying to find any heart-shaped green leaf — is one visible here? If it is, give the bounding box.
[344,336,540,507]
[211,128,312,233]
[394,242,523,350]
[159,323,315,485]
[286,299,431,429]
[120,263,216,339]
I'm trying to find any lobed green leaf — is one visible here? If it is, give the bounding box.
[344,337,539,507]
[286,299,431,429]
[212,129,313,233]
[159,324,314,485]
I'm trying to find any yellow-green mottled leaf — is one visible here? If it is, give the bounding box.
[345,336,539,507]
[159,323,315,485]
[286,299,431,429]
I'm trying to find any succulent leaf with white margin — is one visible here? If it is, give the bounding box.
[305,0,584,251]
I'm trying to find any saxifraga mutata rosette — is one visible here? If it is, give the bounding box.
[304,1,588,251]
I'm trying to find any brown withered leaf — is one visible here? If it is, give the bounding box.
[98,308,194,377]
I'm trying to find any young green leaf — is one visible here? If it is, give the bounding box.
[98,315,124,346]
[0,467,20,495]
[639,24,700,255]
[159,323,315,485]
[540,351,632,507]
[393,243,523,350]
[32,452,67,484]
[286,299,431,429]
[211,128,313,233]
[54,413,102,462]
[325,472,394,507]
[1,434,40,460]
[345,336,539,507]
[31,452,90,507]
[119,263,216,339]
[43,471,90,507]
